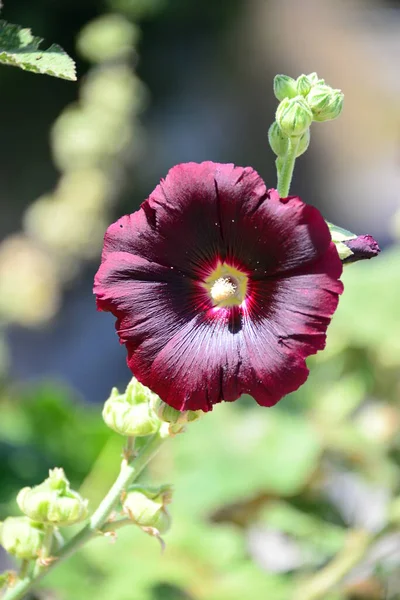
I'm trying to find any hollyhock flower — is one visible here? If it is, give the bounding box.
[94,162,343,412]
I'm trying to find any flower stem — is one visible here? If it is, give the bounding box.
[33,525,54,577]
[277,137,300,198]
[2,427,170,600]
[18,561,30,581]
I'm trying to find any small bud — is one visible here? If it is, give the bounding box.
[123,485,172,535]
[17,468,89,527]
[276,96,313,138]
[152,397,201,425]
[342,234,380,264]
[296,74,312,96]
[0,517,46,560]
[273,74,297,102]
[328,222,380,264]
[268,122,310,158]
[102,378,160,437]
[306,84,344,122]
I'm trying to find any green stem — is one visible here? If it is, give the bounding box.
[101,518,133,533]
[18,561,30,581]
[2,427,170,600]
[33,525,54,577]
[277,137,300,198]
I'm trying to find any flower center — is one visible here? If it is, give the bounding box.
[210,277,238,303]
[203,262,248,308]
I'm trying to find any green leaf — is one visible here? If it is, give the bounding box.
[0,20,76,80]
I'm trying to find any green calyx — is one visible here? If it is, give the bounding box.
[17,468,89,527]
[276,95,313,138]
[268,121,310,158]
[327,222,356,261]
[123,484,173,535]
[152,397,202,426]
[0,517,46,560]
[102,377,161,437]
[306,83,344,122]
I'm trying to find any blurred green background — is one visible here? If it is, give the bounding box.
[1,0,400,598]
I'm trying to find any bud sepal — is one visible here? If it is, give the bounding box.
[268,121,310,159]
[296,74,312,97]
[152,397,201,426]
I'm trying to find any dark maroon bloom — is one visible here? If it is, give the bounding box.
[94,162,343,412]
[342,234,380,264]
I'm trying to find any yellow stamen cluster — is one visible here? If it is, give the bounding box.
[210,277,238,304]
[203,262,248,308]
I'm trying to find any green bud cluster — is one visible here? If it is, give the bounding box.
[270,72,344,159]
[17,468,89,527]
[123,484,172,536]
[0,468,89,563]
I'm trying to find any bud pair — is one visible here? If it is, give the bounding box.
[17,468,88,527]
[273,72,323,101]
[103,378,201,437]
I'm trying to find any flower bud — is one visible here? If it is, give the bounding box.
[328,223,380,264]
[0,517,46,560]
[123,484,172,535]
[102,378,160,437]
[296,74,312,96]
[268,122,310,158]
[276,96,313,138]
[342,235,380,264]
[273,74,297,102]
[17,468,89,527]
[306,84,344,122]
[152,397,201,425]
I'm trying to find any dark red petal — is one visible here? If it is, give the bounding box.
[100,162,333,279]
[120,244,343,412]
[94,252,197,350]
[101,162,232,277]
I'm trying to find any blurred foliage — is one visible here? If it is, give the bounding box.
[0,11,145,326]
[1,248,400,599]
[0,19,76,81]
